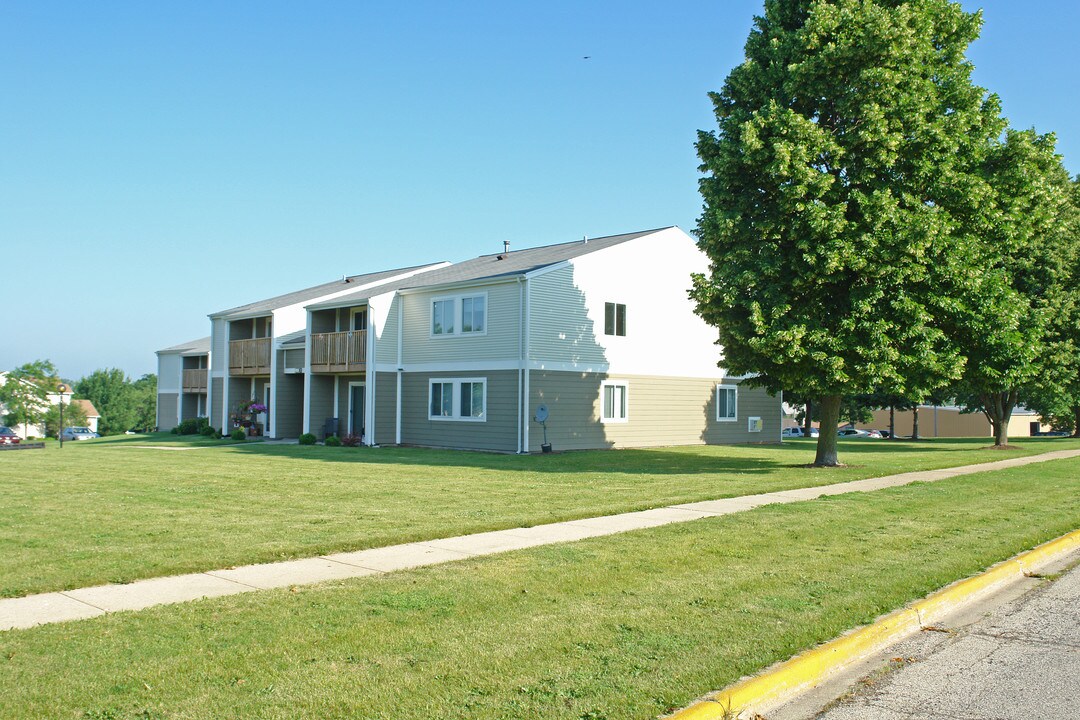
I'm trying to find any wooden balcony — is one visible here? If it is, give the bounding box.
[229,337,271,376]
[182,368,208,393]
[311,330,367,373]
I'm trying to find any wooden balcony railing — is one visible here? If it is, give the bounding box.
[229,337,271,375]
[310,330,367,373]
[182,368,208,393]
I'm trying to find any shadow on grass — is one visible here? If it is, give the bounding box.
[87,433,1078,476]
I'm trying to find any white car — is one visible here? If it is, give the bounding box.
[61,426,100,441]
[782,427,819,437]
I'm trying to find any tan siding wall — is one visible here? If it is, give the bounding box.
[400,370,519,452]
[859,408,1045,438]
[157,393,179,431]
[402,282,521,364]
[528,372,781,451]
[374,372,397,444]
[274,350,304,438]
[210,378,224,430]
[528,266,605,366]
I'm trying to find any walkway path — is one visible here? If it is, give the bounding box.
[3,448,1078,632]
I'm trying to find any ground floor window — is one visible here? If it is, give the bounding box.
[601,381,628,423]
[429,377,487,421]
[716,384,737,421]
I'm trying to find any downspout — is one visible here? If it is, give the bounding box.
[205,348,213,429]
[367,311,376,446]
[517,277,524,453]
[396,297,403,445]
[302,313,312,434]
[268,315,277,438]
[523,276,531,453]
[222,322,231,432]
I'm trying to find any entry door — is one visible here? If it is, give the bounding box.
[263,385,271,430]
[350,384,366,439]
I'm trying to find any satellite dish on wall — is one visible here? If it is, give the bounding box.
[534,404,549,423]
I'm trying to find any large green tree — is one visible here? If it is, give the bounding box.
[692,0,1005,465]
[0,360,60,437]
[75,368,138,435]
[948,131,1073,445]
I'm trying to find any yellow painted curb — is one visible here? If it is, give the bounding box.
[668,528,1080,720]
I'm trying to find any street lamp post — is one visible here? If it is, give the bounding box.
[57,383,68,449]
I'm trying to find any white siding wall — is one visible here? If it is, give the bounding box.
[543,227,724,378]
[528,265,606,369]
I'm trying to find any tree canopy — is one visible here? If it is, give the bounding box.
[692,0,1046,464]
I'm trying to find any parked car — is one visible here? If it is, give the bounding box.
[0,426,20,445]
[877,429,892,439]
[837,427,878,438]
[783,426,821,438]
[60,426,99,441]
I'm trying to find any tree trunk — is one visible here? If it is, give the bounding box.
[803,399,813,437]
[889,405,896,440]
[912,406,920,441]
[813,394,842,467]
[1073,407,1080,438]
[981,390,1018,447]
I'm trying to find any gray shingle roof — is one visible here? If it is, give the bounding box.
[210,263,442,319]
[306,228,671,310]
[156,336,211,355]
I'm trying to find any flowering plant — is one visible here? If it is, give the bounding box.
[237,399,268,414]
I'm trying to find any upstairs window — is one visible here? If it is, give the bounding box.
[716,385,737,422]
[431,293,487,336]
[604,302,626,336]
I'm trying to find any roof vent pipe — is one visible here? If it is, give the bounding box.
[503,240,510,254]
[583,235,588,244]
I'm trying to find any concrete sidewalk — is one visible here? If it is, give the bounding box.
[3,447,1078,633]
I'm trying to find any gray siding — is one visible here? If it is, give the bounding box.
[401,282,521,364]
[528,372,781,451]
[335,374,364,435]
[211,319,227,372]
[157,354,182,391]
[528,265,605,366]
[157,393,178,431]
[181,393,204,421]
[210,377,224,431]
[283,348,305,371]
[308,375,336,437]
[400,370,519,452]
[374,372,396,444]
[273,349,304,438]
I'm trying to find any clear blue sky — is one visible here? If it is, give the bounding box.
[2,1,1077,380]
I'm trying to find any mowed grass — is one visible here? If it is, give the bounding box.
[1,433,1077,597]
[1,458,1077,719]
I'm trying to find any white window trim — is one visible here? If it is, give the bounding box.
[428,377,487,422]
[600,380,629,424]
[716,384,738,422]
[429,292,489,338]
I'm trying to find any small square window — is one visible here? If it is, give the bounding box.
[604,302,626,336]
[716,385,737,422]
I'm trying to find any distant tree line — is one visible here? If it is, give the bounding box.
[0,359,156,437]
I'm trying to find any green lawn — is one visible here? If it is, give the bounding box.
[2,433,1078,597]
[1,457,1077,719]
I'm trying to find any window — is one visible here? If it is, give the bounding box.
[432,300,455,335]
[431,293,486,336]
[604,302,626,336]
[429,378,486,421]
[601,382,628,423]
[430,381,453,417]
[716,384,737,422]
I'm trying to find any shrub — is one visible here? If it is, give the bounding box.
[176,418,199,435]
[199,424,217,437]
[170,426,181,435]
[230,427,247,442]
[340,433,363,447]
[324,435,341,447]
[298,433,317,446]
